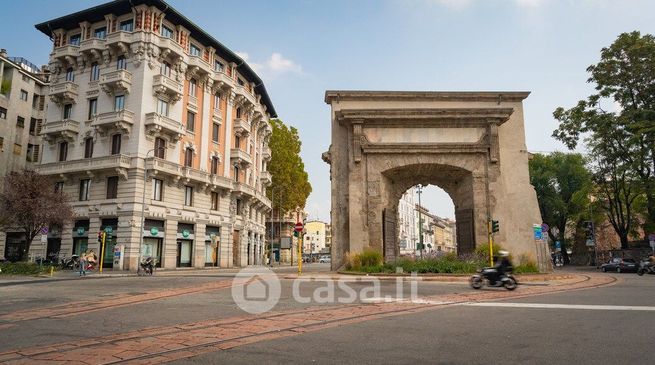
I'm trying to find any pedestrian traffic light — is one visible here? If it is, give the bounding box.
[97,231,103,244]
[492,220,499,233]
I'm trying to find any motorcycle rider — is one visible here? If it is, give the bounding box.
[489,250,513,285]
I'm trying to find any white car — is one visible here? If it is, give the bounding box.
[319,256,331,263]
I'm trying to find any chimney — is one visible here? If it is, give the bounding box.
[0,49,7,58]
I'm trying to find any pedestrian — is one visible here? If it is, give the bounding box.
[79,251,87,276]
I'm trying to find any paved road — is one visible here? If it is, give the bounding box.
[0,267,651,364]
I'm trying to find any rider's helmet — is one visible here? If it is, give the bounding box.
[498,250,509,257]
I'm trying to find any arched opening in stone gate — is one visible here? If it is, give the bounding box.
[381,163,479,263]
[396,184,456,257]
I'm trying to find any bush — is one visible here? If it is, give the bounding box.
[359,249,383,267]
[0,262,55,275]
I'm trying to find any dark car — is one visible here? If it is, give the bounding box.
[601,257,638,273]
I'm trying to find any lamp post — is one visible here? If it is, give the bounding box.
[137,147,164,274]
[269,186,284,267]
[417,184,424,260]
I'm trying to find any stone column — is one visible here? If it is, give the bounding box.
[223,92,235,177]
[194,223,206,268]
[199,82,212,171]
[163,219,178,269]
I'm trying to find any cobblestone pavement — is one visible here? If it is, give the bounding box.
[0,272,617,364]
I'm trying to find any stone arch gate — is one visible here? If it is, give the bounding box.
[322,91,545,270]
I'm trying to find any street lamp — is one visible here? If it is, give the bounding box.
[137,146,165,274]
[416,184,424,259]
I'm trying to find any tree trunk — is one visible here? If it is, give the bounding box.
[19,236,35,262]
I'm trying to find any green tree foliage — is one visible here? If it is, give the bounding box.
[0,170,74,261]
[529,153,592,254]
[267,119,312,214]
[553,31,655,240]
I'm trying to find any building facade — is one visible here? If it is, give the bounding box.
[303,220,329,255]
[0,50,50,261]
[398,186,417,254]
[415,204,435,254]
[31,0,275,270]
[265,209,305,265]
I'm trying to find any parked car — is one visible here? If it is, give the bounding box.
[600,257,638,273]
[319,255,331,263]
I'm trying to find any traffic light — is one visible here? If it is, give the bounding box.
[492,220,499,233]
[97,231,103,244]
[583,221,595,240]
[293,230,299,238]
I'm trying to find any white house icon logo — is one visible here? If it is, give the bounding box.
[232,267,281,314]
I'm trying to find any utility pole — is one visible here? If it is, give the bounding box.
[417,185,423,259]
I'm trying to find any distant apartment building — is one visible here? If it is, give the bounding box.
[416,204,435,253]
[4,0,276,269]
[398,186,417,254]
[0,50,50,261]
[303,220,329,255]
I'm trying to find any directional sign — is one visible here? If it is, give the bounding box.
[294,222,304,232]
[533,224,542,240]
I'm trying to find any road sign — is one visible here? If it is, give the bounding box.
[541,223,549,233]
[555,240,562,252]
[294,222,303,232]
[40,226,49,235]
[533,224,542,240]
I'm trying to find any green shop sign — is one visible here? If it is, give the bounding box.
[150,227,159,236]
[182,230,190,238]
[76,227,85,235]
[104,226,113,234]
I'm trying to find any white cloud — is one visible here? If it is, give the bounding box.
[235,51,302,78]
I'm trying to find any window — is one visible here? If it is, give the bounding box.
[58,142,68,161]
[90,62,100,81]
[188,79,197,97]
[26,144,38,162]
[154,137,166,158]
[236,198,242,215]
[84,137,94,158]
[152,178,163,201]
[236,107,242,118]
[79,179,90,201]
[114,95,125,111]
[111,134,122,155]
[190,44,201,57]
[0,107,6,119]
[88,98,97,119]
[184,186,193,206]
[157,99,169,116]
[211,156,219,175]
[65,68,74,82]
[161,25,173,39]
[116,55,127,70]
[32,94,39,109]
[211,191,219,210]
[69,34,81,46]
[94,27,106,39]
[13,143,21,155]
[119,19,133,32]
[55,181,64,193]
[233,165,239,182]
[212,123,220,143]
[63,104,73,119]
[160,61,171,77]
[234,135,241,149]
[237,78,245,86]
[16,116,24,128]
[214,93,221,110]
[106,176,118,199]
[20,90,28,101]
[29,118,37,135]
[184,148,193,167]
[186,111,195,132]
[214,60,224,72]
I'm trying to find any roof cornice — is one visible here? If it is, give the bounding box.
[325,90,530,104]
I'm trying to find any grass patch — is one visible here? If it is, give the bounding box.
[0,262,57,275]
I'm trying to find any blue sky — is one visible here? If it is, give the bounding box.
[2,0,654,221]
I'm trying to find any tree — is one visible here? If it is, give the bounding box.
[0,170,74,261]
[553,31,655,238]
[267,119,312,215]
[529,153,592,259]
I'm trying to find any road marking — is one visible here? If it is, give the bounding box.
[361,297,454,305]
[464,302,655,311]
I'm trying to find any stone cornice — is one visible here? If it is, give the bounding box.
[335,108,515,126]
[325,91,530,104]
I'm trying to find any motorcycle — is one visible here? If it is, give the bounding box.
[60,255,79,270]
[637,259,655,276]
[470,267,518,291]
[139,257,155,276]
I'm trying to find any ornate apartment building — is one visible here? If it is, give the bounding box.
[398,187,417,254]
[32,0,275,270]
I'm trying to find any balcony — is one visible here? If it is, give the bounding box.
[230,148,252,167]
[187,55,212,77]
[40,119,80,142]
[144,112,185,142]
[37,154,132,177]
[262,146,272,161]
[106,31,132,55]
[92,109,135,135]
[152,74,183,103]
[51,45,79,65]
[212,108,223,123]
[234,85,258,108]
[233,118,250,137]
[49,81,79,105]
[146,158,210,185]
[233,181,256,198]
[156,35,184,61]
[259,171,272,186]
[100,69,132,95]
[213,70,233,90]
[79,38,105,56]
[209,174,233,191]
